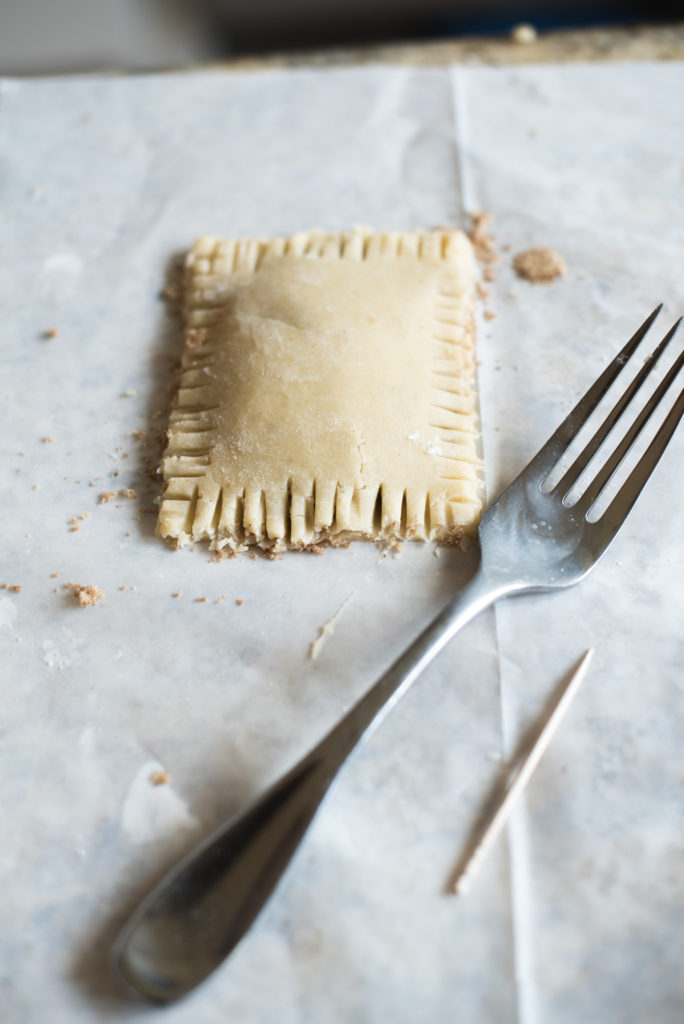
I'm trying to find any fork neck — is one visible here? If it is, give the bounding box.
[440,565,521,640]
[311,566,518,768]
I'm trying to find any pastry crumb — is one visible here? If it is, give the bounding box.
[121,389,137,398]
[131,429,146,441]
[513,247,566,284]
[119,585,126,591]
[483,310,498,321]
[172,591,182,598]
[161,282,181,304]
[211,547,236,561]
[235,598,244,606]
[377,536,403,554]
[66,583,104,607]
[328,537,351,549]
[149,769,170,786]
[195,597,207,603]
[42,327,59,339]
[119,488,137,499]
[185,327,207,349]
[98,491,116,503]
[69,525,80,533]
[510,22,537,44]
[41,436,54,444]
[50,572,59,578]
[469,212,498,268]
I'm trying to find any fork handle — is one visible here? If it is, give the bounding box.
[116,569,510,1003]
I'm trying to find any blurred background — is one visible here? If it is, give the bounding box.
[0,0,681,74]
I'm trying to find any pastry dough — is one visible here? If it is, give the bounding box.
[157,228,483,552]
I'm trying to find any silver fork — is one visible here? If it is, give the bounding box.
[115,305,683,1004]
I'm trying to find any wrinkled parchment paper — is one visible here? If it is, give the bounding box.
[1,63,683,1022]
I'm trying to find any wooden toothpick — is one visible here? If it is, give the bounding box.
[453,648,594,896]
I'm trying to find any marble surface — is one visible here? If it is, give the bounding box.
[1,62,683,1023]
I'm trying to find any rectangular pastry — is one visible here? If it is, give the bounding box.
[157,228,483,553]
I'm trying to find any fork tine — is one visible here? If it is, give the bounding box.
[571,320,683,515]
[589,380,684,553]
[527,304,663,478]
[555,318,682,499]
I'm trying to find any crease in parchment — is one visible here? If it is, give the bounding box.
[450,63,536,1024]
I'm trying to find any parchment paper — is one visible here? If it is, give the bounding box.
[0,62,682,1023]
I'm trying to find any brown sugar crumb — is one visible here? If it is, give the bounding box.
[235,598,244,607]
[42,436,54,444]
[328,537,351,549]
[469,212,498,268]
[483,310,498,321]
[150,769,170,786]
[119,488,137,499]
[42,327,60,339]
[195,597,207,603]
[9,585,22,594]
[98,491,117,504]
[66,583,104,607]
[513,247,566,284]
[379,537,403,554]
[119,586,126,591]
[172,591,182,598]
[185,327,207,350]
[212,547,236,561]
